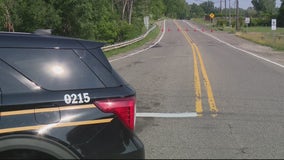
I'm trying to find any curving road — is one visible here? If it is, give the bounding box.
[110,19,284,159]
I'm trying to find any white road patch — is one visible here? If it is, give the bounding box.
[109,20,166,63]
[183,20,284,69]
[136,112,198,118]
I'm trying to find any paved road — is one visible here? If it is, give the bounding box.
[110,20,284,159]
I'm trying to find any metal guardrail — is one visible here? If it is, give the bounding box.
[102,25,157,51]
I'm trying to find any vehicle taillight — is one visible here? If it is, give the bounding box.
[94,96,136,131]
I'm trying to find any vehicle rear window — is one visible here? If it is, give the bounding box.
[0,48,105,91]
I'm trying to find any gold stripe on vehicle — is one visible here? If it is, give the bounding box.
[0,118,113,134]
[1,104,95,117]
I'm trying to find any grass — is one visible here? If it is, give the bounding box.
[236,31,284,50]
[241,26,284,33]
[237,26,284,50]
[191,18,205,25]
[104,25,160,58]
[191,18,215,28]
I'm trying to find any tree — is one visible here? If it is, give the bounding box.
[112,0,134,24]
[92,0,119,42]
[277,0,284,27]
[0,0,24,32]
[121,0,134,24]
[164,0,189,19]
[14,0,61,33]
[51,0,92,38]
[246,7,258,17]
[0,0,193,43]
[251,0,276,15]
[199,1,215,14]
[150,0,166,20]
[189,3,205,18]
[0,0,15,32]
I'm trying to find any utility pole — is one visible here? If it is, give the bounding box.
[225,0,227,18]
[229,0,231,27]
[207,0,209,12]
[220,0,222,14]
[235,0,239,31]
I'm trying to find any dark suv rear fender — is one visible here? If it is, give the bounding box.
[0,134,80,159]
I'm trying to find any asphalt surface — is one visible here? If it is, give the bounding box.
[110,19,284,159]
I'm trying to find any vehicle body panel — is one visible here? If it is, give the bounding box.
[0,32,144,159]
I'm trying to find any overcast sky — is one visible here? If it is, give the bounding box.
[186,0,282,9]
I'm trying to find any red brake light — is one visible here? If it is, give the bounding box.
[94,96,136,131]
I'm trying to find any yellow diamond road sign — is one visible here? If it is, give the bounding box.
[209,13,215,19]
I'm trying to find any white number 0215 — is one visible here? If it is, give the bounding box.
[64,93,91,104]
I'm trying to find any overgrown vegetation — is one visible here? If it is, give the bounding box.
[236,31,284,50]
[189,0,284,30]
[0,0,190,44]
[1,0,283,51]
[104,24,160,58]
[190,0,284,51]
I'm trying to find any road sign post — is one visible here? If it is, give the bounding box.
[271,19,277,31]
[209,13,215,32]
[271,19,277,48]
[144,16,149,30]
[245,17,250,32]
[209,13,215,23]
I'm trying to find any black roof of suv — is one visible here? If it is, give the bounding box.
[0,32,104,49]
[0,32,144,159]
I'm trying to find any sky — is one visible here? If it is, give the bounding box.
[186,0,282,9]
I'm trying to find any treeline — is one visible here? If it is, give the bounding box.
[0,0,190,43]
[188,0,284,28]
[1,0,283,43]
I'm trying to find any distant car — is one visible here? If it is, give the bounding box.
[0,31,144,159]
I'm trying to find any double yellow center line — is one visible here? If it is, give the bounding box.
[174,20,218,116]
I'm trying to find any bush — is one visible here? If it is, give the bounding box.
[116,20,144,43]
[216,18,227,27]
[250,17,270,26]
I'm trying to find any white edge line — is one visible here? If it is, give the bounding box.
[136,112,198,118]
[183,20,284,69]
[109,20,166,63]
